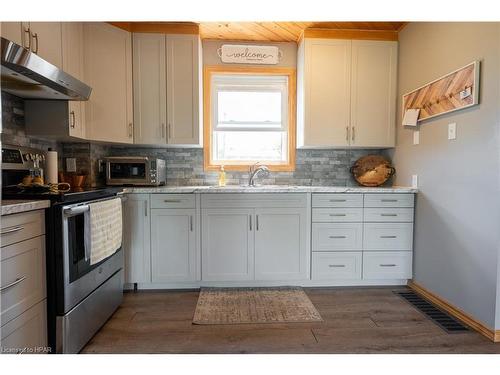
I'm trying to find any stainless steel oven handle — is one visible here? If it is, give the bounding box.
[63,205,90,217]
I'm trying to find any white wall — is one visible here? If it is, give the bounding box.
[387,22,500,329]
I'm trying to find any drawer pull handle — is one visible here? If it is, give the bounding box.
[380,214,398,217]
[329,199,346,202]
[380,235,397,238]
[329,214,347,217]
[329,235,347,239]
[329,264,346,268]
[0,276,27,292]
[190,215,193,232]
[1,225,25,235]
[163,200,182,203]
[381,199,398,202]
[380,264,397,267]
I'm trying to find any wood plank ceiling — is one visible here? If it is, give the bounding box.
[199,22,406,42]
[111,22,406,42]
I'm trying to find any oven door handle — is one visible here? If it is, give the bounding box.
[63,205,90,217]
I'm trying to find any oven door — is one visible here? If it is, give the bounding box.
[106,157,150,185]
[60,197,124,314]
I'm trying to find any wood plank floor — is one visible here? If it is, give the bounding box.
[81,287,500,354]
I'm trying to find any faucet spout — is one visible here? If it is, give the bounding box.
[248,164,270,186]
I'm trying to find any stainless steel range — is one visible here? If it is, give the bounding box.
[2,144,124,353]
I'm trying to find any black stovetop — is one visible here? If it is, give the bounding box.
[2,186,123,204]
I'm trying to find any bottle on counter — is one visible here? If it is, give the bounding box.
[218,165,226,187]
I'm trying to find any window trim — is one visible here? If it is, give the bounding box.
[203,65,296,172]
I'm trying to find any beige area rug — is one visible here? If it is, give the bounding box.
[193,287,323,325]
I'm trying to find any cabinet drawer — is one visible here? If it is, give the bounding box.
[1,236,46,325]
[1,299,47,353]
[312,194,363,208]
[1,210,45,248]
[364,194,414,208]
[363,251,412,279]
[363,223,413,251]
[312,208,363,222]
[364,208,414,222]
[201,193,307,208]
[312,252,362,280]
[150,194,195,209]
[312,223,362,251]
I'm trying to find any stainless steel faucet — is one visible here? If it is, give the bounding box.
[248,163,270,186]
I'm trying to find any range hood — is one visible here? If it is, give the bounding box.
[1,37,92,100]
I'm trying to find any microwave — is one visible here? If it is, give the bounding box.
[105,157,166,186]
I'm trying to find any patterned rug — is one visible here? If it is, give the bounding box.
[193,287,323,325]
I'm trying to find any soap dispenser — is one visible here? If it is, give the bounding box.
[218,165,226,187]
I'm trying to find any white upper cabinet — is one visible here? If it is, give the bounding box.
[83,23,133,144]
[132,33,201,146]
[62,22,86,139]
[299,39,351,147]
[1,22,23,45]
[297,38,397,148]
[350,40,397,148]
[28,22,63,67]
[133,33,167,145]
[166,34,201,146]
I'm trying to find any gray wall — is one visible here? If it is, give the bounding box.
[387,22,500,329]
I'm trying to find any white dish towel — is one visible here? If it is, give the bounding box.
[84,198,123,265]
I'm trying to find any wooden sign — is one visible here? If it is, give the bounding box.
[217,44,281,65]
[402,61,480,124]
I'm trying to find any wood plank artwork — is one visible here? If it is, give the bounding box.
[402,61,480,123]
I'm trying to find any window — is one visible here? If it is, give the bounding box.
[204,66,296,171]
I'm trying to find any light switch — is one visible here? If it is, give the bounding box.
[66,158,77,172]
[448,123,457,140]
[412,174,418,188]
[413,130,420,145]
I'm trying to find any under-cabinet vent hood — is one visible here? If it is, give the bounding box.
[1,37,92,100]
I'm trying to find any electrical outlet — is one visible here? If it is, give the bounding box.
[413,130,420,145]
[448,123,457,140]
[412,174,418,188]
[66,158,77,172]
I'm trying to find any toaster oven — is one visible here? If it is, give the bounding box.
[105,157,166,186]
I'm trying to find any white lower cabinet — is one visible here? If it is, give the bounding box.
[254,208,309,281]
[201,209,254,281]
[312,252,362,280]
[363,251,412,280]
[122,194,151,284]
[151,208,199,282]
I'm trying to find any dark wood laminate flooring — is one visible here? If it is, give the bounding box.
[81,287,500,354]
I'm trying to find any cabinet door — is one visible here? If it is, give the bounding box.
[166,34,201,145]
[201,209,254,281]
[122,194,151,284]
[83,23,133,144]
[303,39,351,147]
[62,22,86,139]
[254,208,309,280]
[133,33,167,145]
[350,40,397,147]
[151,209,198,282]
[1,22,23,45]
[29,22,63,67]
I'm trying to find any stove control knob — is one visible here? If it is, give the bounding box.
[23,153,31,161]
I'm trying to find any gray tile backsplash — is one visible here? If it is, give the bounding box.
[2,92,389,187]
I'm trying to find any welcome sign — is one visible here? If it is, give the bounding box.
[218,44,281,65]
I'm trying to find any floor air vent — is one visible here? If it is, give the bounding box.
[394,290,469,333]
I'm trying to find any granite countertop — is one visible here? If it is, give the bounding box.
[123,185,418,194]
[1,200,51,216]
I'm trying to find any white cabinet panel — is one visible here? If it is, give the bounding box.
[201,209,254,281]
[364,193,415,208]
[363,251,412,279]
[133,33,167,145]
[312,194,363,208]
[122,194,151,284]
[1,22,23,45]
[84,23,133,144]
[29,22,62,67]
[151,209,198,282]
[1,300,47,353]
[363,223,413,251]
[312,208,363,222]
[150,193,196,209]
[166,34,201,145]
[312,223,363,252]
[364,208,414,223]
[301,39,351,147]
[254,208,309,280]
[350,40,397,147]
[312,252,362,280]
